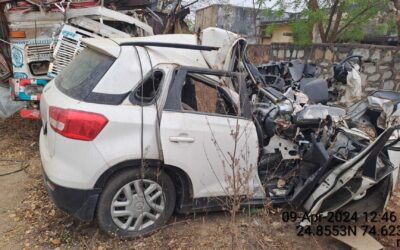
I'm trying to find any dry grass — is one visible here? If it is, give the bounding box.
[0,116,399,249]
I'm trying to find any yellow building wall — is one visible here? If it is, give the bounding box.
[261,24,294,44]
[271,24,294,43]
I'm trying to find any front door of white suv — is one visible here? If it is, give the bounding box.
[160,68,263,199]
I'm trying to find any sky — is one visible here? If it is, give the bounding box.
[210,0,276,8]
[230,0,253,7]
[189,0,281,12]
[185,0,279,21]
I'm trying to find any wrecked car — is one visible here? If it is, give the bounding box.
[39,27,400,239]
[254,53,400,211]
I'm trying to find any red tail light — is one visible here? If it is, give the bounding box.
[49,107,108,141]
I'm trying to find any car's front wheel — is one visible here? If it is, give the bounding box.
[97,167,176,239]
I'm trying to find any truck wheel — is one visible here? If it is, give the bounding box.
[96,167,176,239]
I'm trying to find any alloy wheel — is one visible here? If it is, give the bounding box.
[110,179,165,231]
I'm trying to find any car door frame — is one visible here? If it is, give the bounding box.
[159,66,266,211]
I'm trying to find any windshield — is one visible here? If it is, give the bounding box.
[55,49,115,100]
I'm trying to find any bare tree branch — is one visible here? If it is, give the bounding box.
[335,0,381,39]
[307,0,326,42]
[163,0,183,34]
[324,0,340,40]
[329,0,344,42]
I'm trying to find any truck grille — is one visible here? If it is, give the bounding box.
[26,44,53,62]
[48,25,90,78]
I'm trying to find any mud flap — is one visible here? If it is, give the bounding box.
[0,86,25,119]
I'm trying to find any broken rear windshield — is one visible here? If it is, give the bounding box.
[55,49,115,101]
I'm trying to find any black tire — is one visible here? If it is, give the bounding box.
[96,167,176,239]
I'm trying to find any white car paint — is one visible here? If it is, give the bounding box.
[40,82,109,189]
[40,29,262,198]
[160,110,261,198]
[83,34,210,68]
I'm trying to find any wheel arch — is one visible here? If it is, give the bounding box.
[94,159,194,213]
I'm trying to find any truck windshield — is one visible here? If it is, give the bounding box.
[55,49,115,100]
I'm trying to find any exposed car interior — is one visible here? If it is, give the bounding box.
[180,73,237,116]
[133,70,164,104]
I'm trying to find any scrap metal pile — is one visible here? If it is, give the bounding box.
[250,54,400,209]
[166,28,399,212]
[0,0,192,119]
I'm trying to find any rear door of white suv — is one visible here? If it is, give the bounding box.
[160,67,263,199]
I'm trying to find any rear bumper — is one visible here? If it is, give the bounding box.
[43,172,101,221]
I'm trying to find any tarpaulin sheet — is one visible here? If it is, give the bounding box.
[0,86,25,119]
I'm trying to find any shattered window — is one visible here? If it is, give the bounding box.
[55,49,115,101]
[131,70,164,105]
[180,75,237,116]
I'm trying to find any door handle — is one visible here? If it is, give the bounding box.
[169,135,195,143]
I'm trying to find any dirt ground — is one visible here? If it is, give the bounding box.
[0,116,399,249]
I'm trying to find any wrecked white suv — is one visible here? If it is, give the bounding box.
[40,28,400,239]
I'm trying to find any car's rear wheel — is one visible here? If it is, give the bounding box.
[97,167,175,239]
